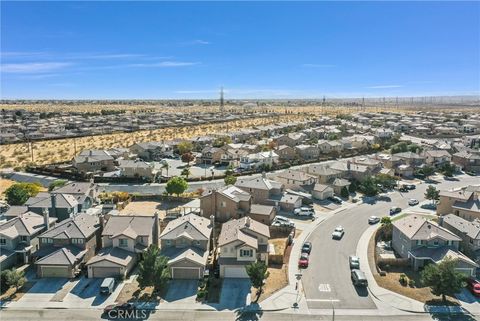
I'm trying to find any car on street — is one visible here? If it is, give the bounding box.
[298,253,309,268]
[399,185,409,192]
[294,207,315,217]
[349,255,360,269]
[301,242,312,254]
[466,171,477,176]
[351,269,368,287]
[408,198,419,206]
[332,226,345,239]
[272,216,295,227]
[406,184,416,190]
[389,206,402,215]
[368,216,380,224]
[328,196,343,204]
[466,278,480,297]
[103,303,136,315]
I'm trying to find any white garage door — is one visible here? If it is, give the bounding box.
[224,266,248,278]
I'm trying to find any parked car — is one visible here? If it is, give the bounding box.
[466,278,480,297]
[466,171,477,176]
[351,269,368,287]
[100,278,116,295]
[389,207,402,215]
[406,184,416,190]
[294,207,315,217]
[298,253,309,268]
[349,255,360,269]
[399,185,409,192]
[328,196,342,204]
[332,226,345,240]
[302,242,312,254]
[408,199,419,206]
[368,216,380,224]
[272,216,295,227]
[103,303,136,315]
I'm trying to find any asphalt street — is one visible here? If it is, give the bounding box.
[302,174,480,310]
[0,308,476,321]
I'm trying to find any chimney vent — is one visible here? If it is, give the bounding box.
[42,208,50,230]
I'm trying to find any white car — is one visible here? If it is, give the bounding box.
[294,207,315,217]
[368,216,380,224]
[272,216,295,227]
[332,226,345,239]
[408,199,419,206]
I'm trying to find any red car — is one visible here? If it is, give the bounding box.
[298,253,309,268]
[466,278,480,297]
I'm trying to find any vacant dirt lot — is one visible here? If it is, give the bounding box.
[120,201,166,217]
[0,178,15,200]
[254,263,289,303]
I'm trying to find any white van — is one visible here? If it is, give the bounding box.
[100,278,115,295]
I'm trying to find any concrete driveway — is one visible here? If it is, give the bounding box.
[63,277,120,307]
[219,279,251,310]
[16,278,69,303]
[164,280,198,303]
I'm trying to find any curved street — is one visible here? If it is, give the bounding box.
[301,174,480,311]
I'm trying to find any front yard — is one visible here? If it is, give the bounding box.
[116,279,164,304]
[368,230,459,305]
[0,282,35,302]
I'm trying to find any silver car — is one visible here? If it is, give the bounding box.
[332,226,345,240]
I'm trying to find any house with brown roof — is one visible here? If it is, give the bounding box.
[441,214,480,257]
[0,211,57,270]
[452,151,480,174]
[392,215,477,275]
[159,214,212,279]
[35,213,100,278]
[217,217,270,278]
[73,149,115,173]
[422,150,452,168]
[86,214,158,278]
[235,175,284,206]
[276,145,297,161]
[437,188,480,221]
[275,169,316,191]
[200,186,252,223]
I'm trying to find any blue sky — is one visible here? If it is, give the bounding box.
[1,1,479,99]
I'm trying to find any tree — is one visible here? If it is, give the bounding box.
[224,175,237,185]
[165,176,188,196]
[137,245,170,292]
[5,268,26,291]
[425,185,440,204]
[358,177,379,197]
[181,167,191,179]
[213,136,232,147]
[246,261,269,302]
[380,216,392,226]
[440,162,455,177]
[421,257,465,302]
[225,164,235,176]
[181,152,195,165]
[374,174,398,189]
[407,144,422,153]
[340,186,349,198]
[5,182,42,205]
[422,166,435,180]
[161,162,170,177]
[177,141,193,155]
[48,179,67,192]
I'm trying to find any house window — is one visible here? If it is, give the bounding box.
[240,249,253,257]
[194,240,200,246]
[42,238,53,244]
[72,238,84,244]
[447,240,453,246]
[0,238,6,245]
[119,239,128,247]
[221,201,226,208]
[416,240,423,245]
[433,240,439,246]
[20,236,28,242]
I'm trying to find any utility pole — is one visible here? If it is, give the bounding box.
[219,86,224,113]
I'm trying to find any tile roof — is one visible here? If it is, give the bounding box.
[160,213,212,240]
[102,215,154,238]
[218,217,270,248]
[443,214,480,239]
[40,213,99,239]
[86,247,135,267]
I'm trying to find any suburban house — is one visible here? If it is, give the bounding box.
[235,175,284,205]
[35,213,100,278]
[274,133,306,147]
[26,192,79,222]
[318,140,343,154]
[422,150,452,168]
[295,145,320,161]
[159,214,212,279]
[86,214,157,278]
[275,169,316,191]
[196,147,225,165]
[52,181,99,212]
[249,204,277,225]
[452,151,480,174]
[311,183,334,200]
[129,141,173,161]
[0,211,57,270]
[278,193,302,212]
[331,178,351,196]
[276,145,297,161]
[441,214,480,257]
[118,160,155,180]
[392,215,478,276]
[437,188,480,221]
[306,165,343,184]
[239,151,279,170]
[200,186,252,223]
[73,149,115,173]
[329,161,370,181]
[217,217,270,278]
[392,152,425,168]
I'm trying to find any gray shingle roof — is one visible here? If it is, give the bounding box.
[40,213,99,239]
[393,215,461,241]
[0,212,56,237]
[86,247,135,267]
[443,214,480,239]
[102,215,154,237]
[160,214,212,240]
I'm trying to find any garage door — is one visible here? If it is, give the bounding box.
[91,267,121,278]
[224,267,248,278]
[41,266,69,278]
[172,267,200,279]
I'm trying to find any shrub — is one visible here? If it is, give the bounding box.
[399,274,408,286]
[408,279,415,287]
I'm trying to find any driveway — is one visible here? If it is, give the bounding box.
[164,280,198,303]
[219,279,251,310]
[16,278,69,303]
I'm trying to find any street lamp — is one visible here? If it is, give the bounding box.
[293,273,302,309]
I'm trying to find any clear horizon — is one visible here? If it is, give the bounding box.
[1,1,479,99]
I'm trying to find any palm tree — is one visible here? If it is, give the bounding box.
[162,162,170,177]
[181,166,191,179]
